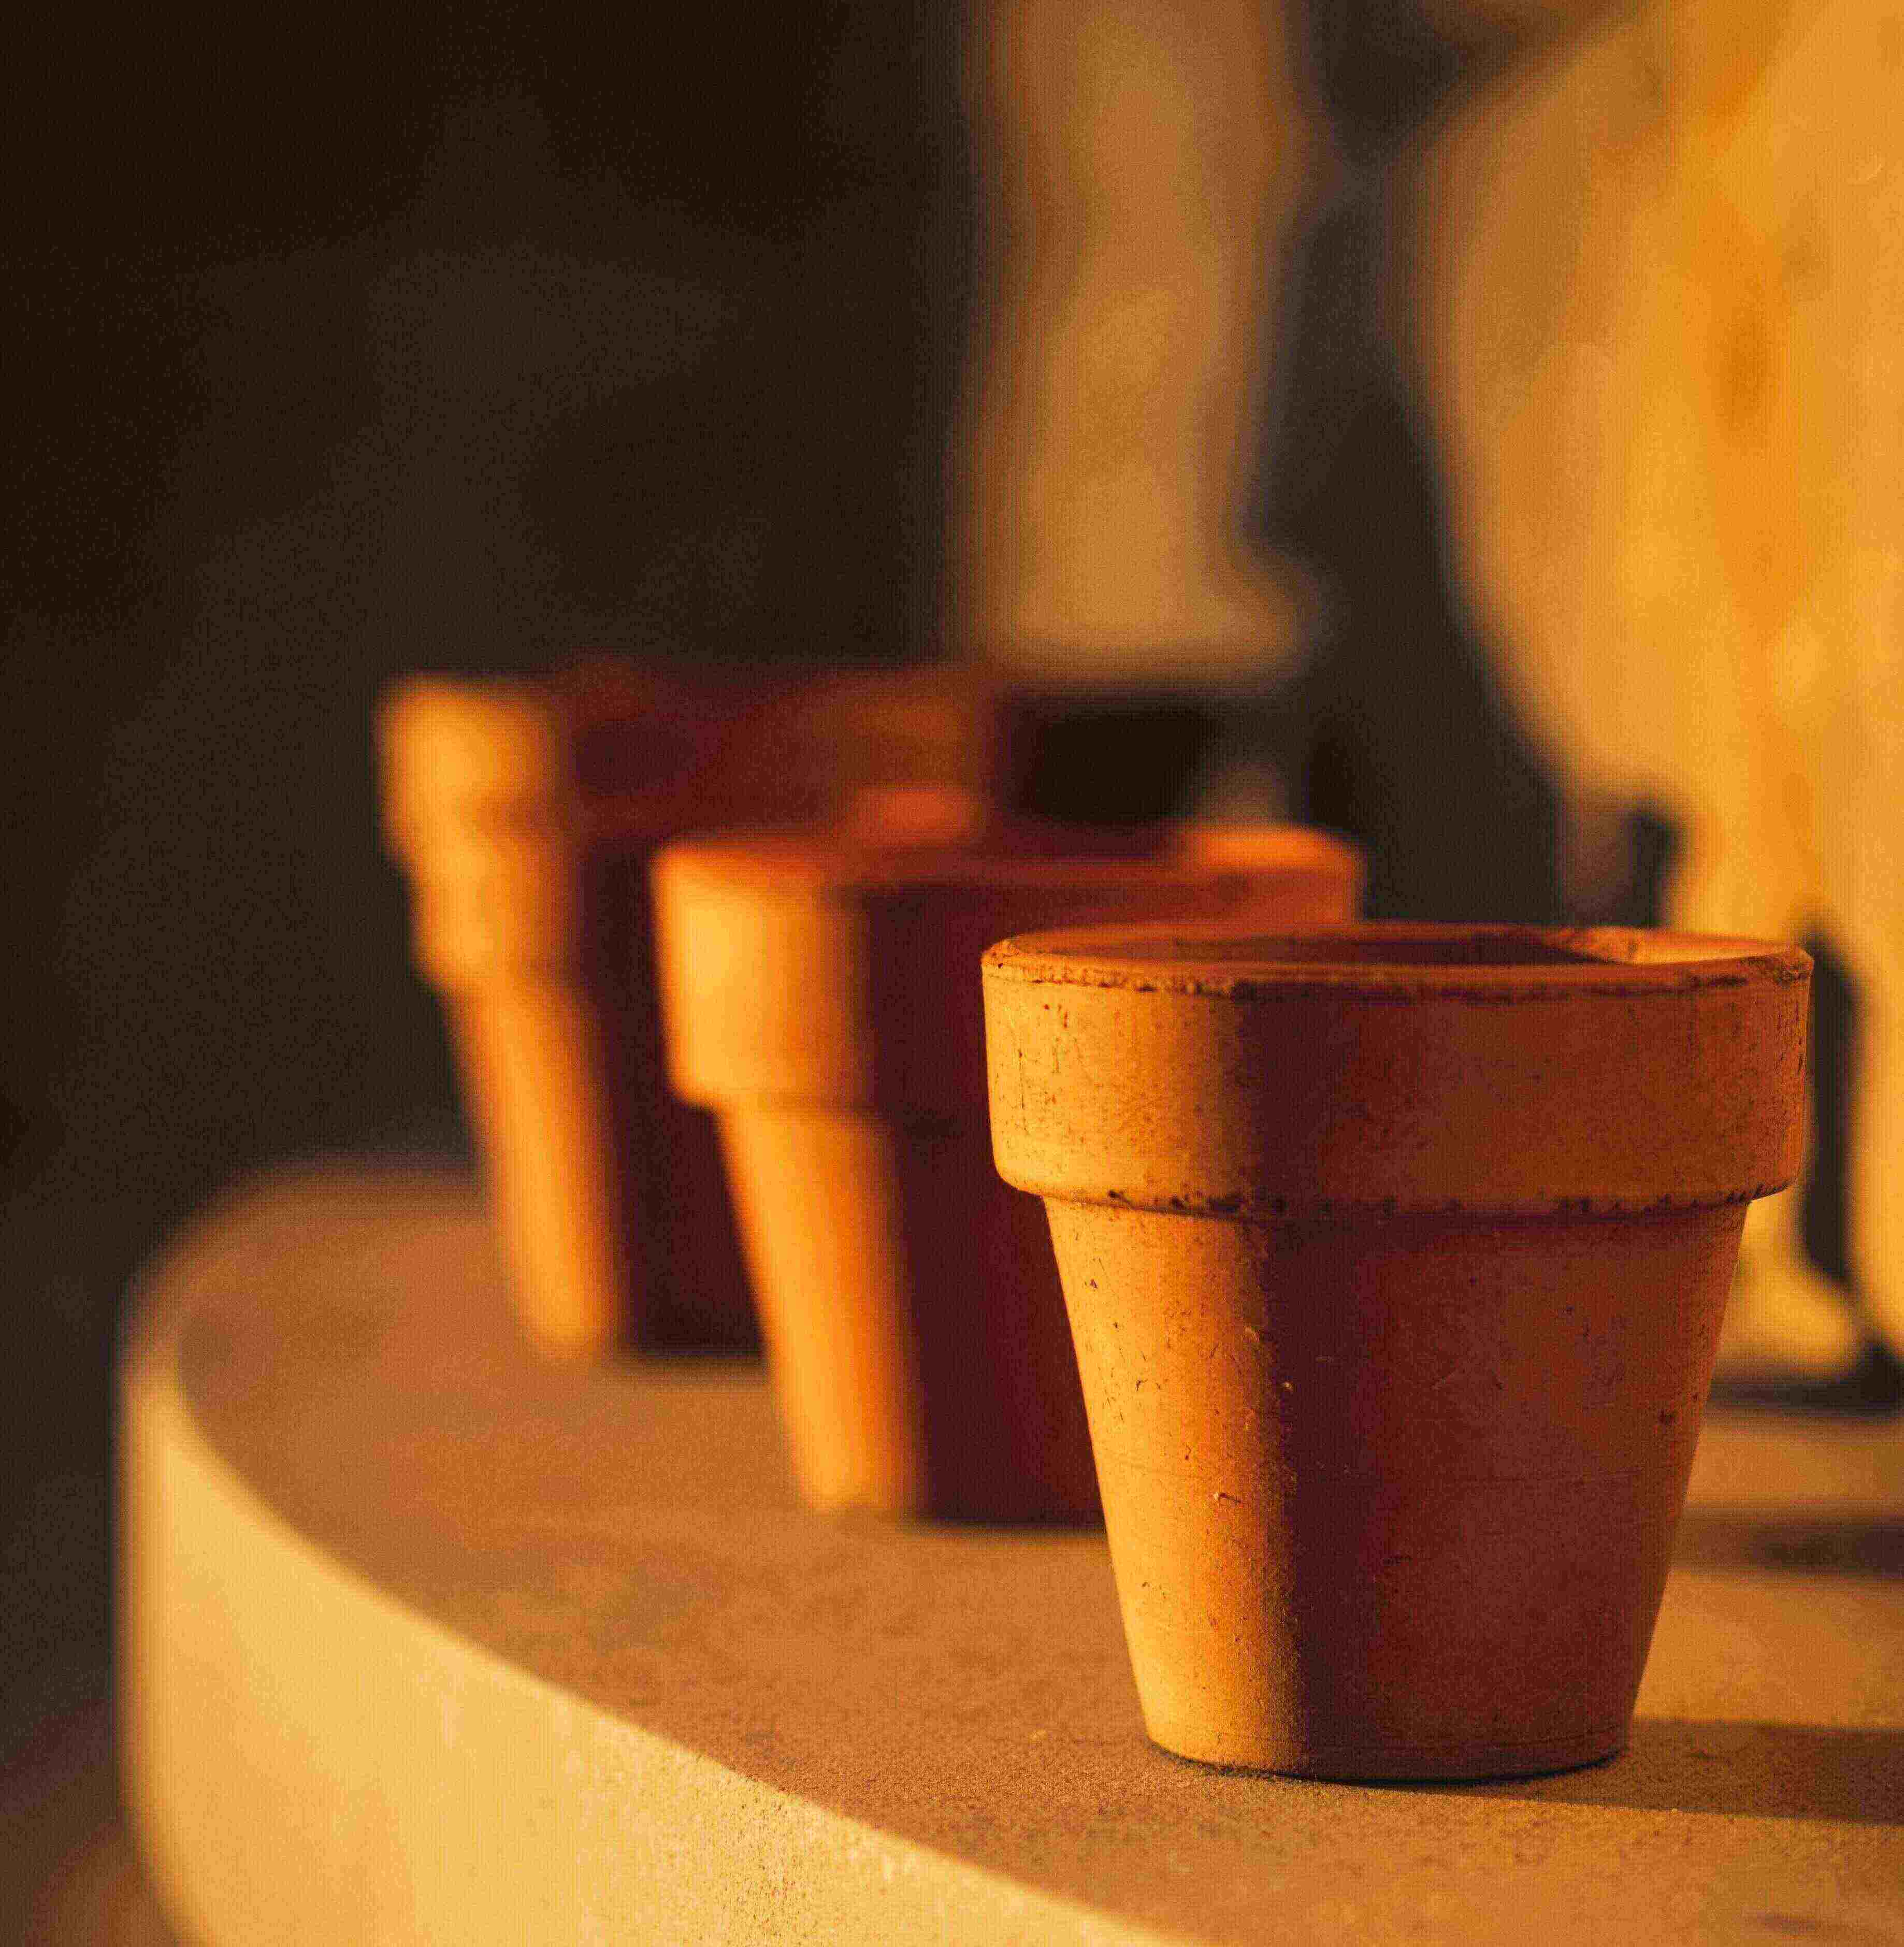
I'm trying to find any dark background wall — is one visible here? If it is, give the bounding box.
[1,0,983,1755]
[0,2,1595,1759]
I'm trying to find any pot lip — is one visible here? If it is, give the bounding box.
[381,674,731,863]
[378,677,568,839]
[653,820,1358,899]
[982,920,1810,1000]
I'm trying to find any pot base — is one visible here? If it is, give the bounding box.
[1149,1725,1629,1783]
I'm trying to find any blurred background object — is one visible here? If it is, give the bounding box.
[1395,0,1904,1400]
[3,0,1893,1888]
[956,0,1316,686]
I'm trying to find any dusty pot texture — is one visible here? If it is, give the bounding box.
[653,819,1360,1520]
[983,922,1810,1777]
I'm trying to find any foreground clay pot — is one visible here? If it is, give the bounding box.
[653,820,1361,1520]
[983,922,1810,1777]
[379,662,1017,1359]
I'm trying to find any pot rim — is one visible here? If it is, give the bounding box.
[982,919,1809,999]
[380,674,732,864]
[982,921,1811,1216]
[654,824,1361,1115]
[378,677,569,854]
[654,820,1358,900]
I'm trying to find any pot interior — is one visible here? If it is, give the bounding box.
[992,915,1814,973]
[1021,925,1626,968]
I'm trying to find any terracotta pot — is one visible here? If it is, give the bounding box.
[983,922,1810,1777]
[379,673,743,1358]
[652,819,1361,1520]
[381,661,1025,1360]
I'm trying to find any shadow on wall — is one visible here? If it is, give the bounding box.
[1251,168,1561,923]
[1238,1,1863,1351]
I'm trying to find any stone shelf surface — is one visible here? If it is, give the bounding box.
[124,1169,1904,1944]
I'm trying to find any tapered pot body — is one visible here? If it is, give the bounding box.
[653,824,1361,1519]
[984,922,1810,1775]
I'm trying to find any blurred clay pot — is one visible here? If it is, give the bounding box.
[652,817,1360,1520]
[983,922,1809,1776]
[379,661,1017,1360]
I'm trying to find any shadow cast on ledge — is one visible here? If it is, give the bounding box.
[1422,1719,1904,1825]
[1673,1508,1904,1580]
